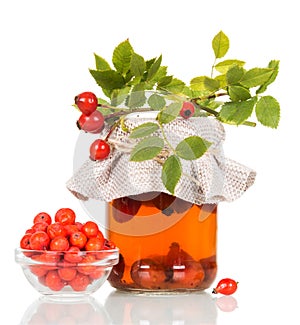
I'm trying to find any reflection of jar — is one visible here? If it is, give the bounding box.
[107,192,217,292]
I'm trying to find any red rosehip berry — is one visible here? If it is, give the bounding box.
[212,278,238,295]
[74,91,98,116]
[20,234,31,249]
[47,222,68,239]
[45,270,65,291]
[50,236,70,251]
[180,101,195,119]
[89,139,110,161]
[30,231,50,250]
[33,212,52,225]
[69,231,87,249]
[77,111,105,134]
[54,208,76,226]
[81,221,99,238]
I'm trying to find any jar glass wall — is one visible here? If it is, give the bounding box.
[106,192,217,292]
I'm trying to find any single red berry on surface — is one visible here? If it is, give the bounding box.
[75,91,98,116]
[82,221,99,238]
[212,278,238,295]
[89,139,110,161]
[30,231,50,250]
[33,212,52,225]
[180,101,195,119]
[55,208,76,226]
[50,236,70,251]
[69,231,87,249]
[77,111,105,134]
[47,222,68,239]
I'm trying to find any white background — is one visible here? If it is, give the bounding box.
[1,0,299,324]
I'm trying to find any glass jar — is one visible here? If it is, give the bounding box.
[106,192,217,292]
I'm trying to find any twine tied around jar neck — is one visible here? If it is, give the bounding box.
[66,112,256,206]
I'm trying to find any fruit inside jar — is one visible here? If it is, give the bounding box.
[106,192,217,292]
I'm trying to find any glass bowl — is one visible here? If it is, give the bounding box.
[15,247,119,299]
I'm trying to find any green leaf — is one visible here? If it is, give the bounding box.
[204,77,220,92]
[161,78,185,93]
[157,76,173,87]
[190,76,207,91]
[219,97,257,125]
[212,31,230,59]
[130,52,146,78]
[162,155,182,194]
[112,39,133,75]
[94,54,111,70]
[148,93,166,110]
[240,68,274,88]
[151,66,168,82]
[255,96,280,128]
[147,55,162,80]
[110,87,131,106]
[228,86,251,101]
[214,59,245,73]
[89,69,125,94]
[130,136,164,161]
[126,84,146,108]
[157,102,182,124]
[226,65,244,85]
[256,60,280,94]
[175,136,212,160]
[129,122,159,139]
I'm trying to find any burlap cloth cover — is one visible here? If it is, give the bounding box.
[66,114,256,205]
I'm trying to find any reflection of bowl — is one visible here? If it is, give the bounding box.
[20,296,109,324]
[15,248,119,298]
[105,291,217,324]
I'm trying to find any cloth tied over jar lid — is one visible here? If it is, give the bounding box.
[66,112,256,205]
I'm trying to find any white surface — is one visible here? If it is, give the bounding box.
[1,0,299,324]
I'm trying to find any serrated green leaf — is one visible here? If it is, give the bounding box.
[157,75,173,87]
[147,55,162,80]
[219,97,257,125]
[214,74,227,89]
[256,60,280,94]
[112,39,133,75]
[94,54,111,70]
[204,77,220,92]
[190,76,207,91]
[148,93,166,110]
[161,78,185,93]
[130,136,164,161]
[175,136,211,160]
[228,86,251,101]
[162,155,182,194]
[130,52,146,78]
[126,84,146,108]
[214,59,245,73]
[89,69,125,95]
[226,65,244,85]
[255,96,280,128]
[212,31,229,59]
[151,66,168,82]
[157,102,182,124]
[240,68,274,88]
[129,122,159,139]
[110,87,131,106]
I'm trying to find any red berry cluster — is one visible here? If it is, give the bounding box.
[75,92,111,161]
[19,208,116,292]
